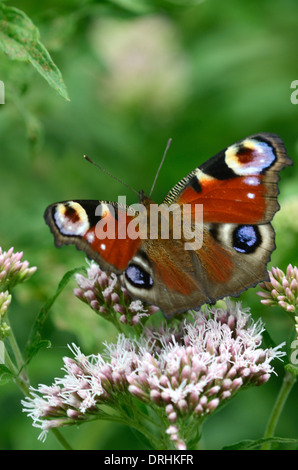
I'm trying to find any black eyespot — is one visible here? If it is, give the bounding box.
[232,225,261,254]
[125,264,153,289]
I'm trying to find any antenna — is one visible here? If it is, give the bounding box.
[84,155,139,196]
[149,138,172,198]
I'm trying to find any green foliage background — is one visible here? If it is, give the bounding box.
[0,0,297,450]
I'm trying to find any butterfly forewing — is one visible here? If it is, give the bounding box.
[44,200,142,273]
[164,133,291,224]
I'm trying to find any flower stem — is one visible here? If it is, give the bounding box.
[92,404,164,449]
[262,370,297,450]
[5,322,73,450]
[51,429,73,450]
[4,340,30,396]
[7,319,24,369]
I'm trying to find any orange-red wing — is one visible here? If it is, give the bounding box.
[195,231,234,284]
[176,176,266,224]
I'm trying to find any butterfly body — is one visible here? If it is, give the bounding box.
[45,133,292,316]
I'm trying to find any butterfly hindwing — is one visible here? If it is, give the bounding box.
[194,222,275,302]
[124,222,275,316]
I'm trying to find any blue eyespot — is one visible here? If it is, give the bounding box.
[232,225,261,254]
[125,264,153,289]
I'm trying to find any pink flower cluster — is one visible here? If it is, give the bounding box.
[22,302,285,449]
[0,246,36,338]
[0,247,37,292]
[258,265,298,315]
[74,260,158,325]
[0,291,12,338]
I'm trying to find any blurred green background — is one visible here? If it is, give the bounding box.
[0,0,298,450]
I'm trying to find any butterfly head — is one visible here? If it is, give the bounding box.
[138,191,155,207]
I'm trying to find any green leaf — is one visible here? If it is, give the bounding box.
[0,364,15,385]
[25,266,86,363]
[0,3,70,101]
[223,437,298,450]
[23,339,51,369]
[261,329,277,349]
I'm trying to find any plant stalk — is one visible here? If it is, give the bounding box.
[262,370,296,450]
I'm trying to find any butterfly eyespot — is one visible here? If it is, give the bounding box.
[54,202,89,236]
[125,264,153,289]
[226,138,276,176]
[232,225,261,254]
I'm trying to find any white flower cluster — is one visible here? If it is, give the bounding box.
[22,302,285,449]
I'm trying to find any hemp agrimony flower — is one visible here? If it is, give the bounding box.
[258,264,298,341]
[0,247,37,292]
[258,265,298,317]
[74,260,158,326]
[22,302,285,449]
[0,291,12,339]
[0,247,36,339]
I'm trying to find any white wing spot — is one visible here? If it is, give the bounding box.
[87,232,95,243]
[244,176,260,186]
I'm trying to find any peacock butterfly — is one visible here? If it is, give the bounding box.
[44,133,292,317]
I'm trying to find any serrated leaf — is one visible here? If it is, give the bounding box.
[0,3,69,101]
[25,266,86,363]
